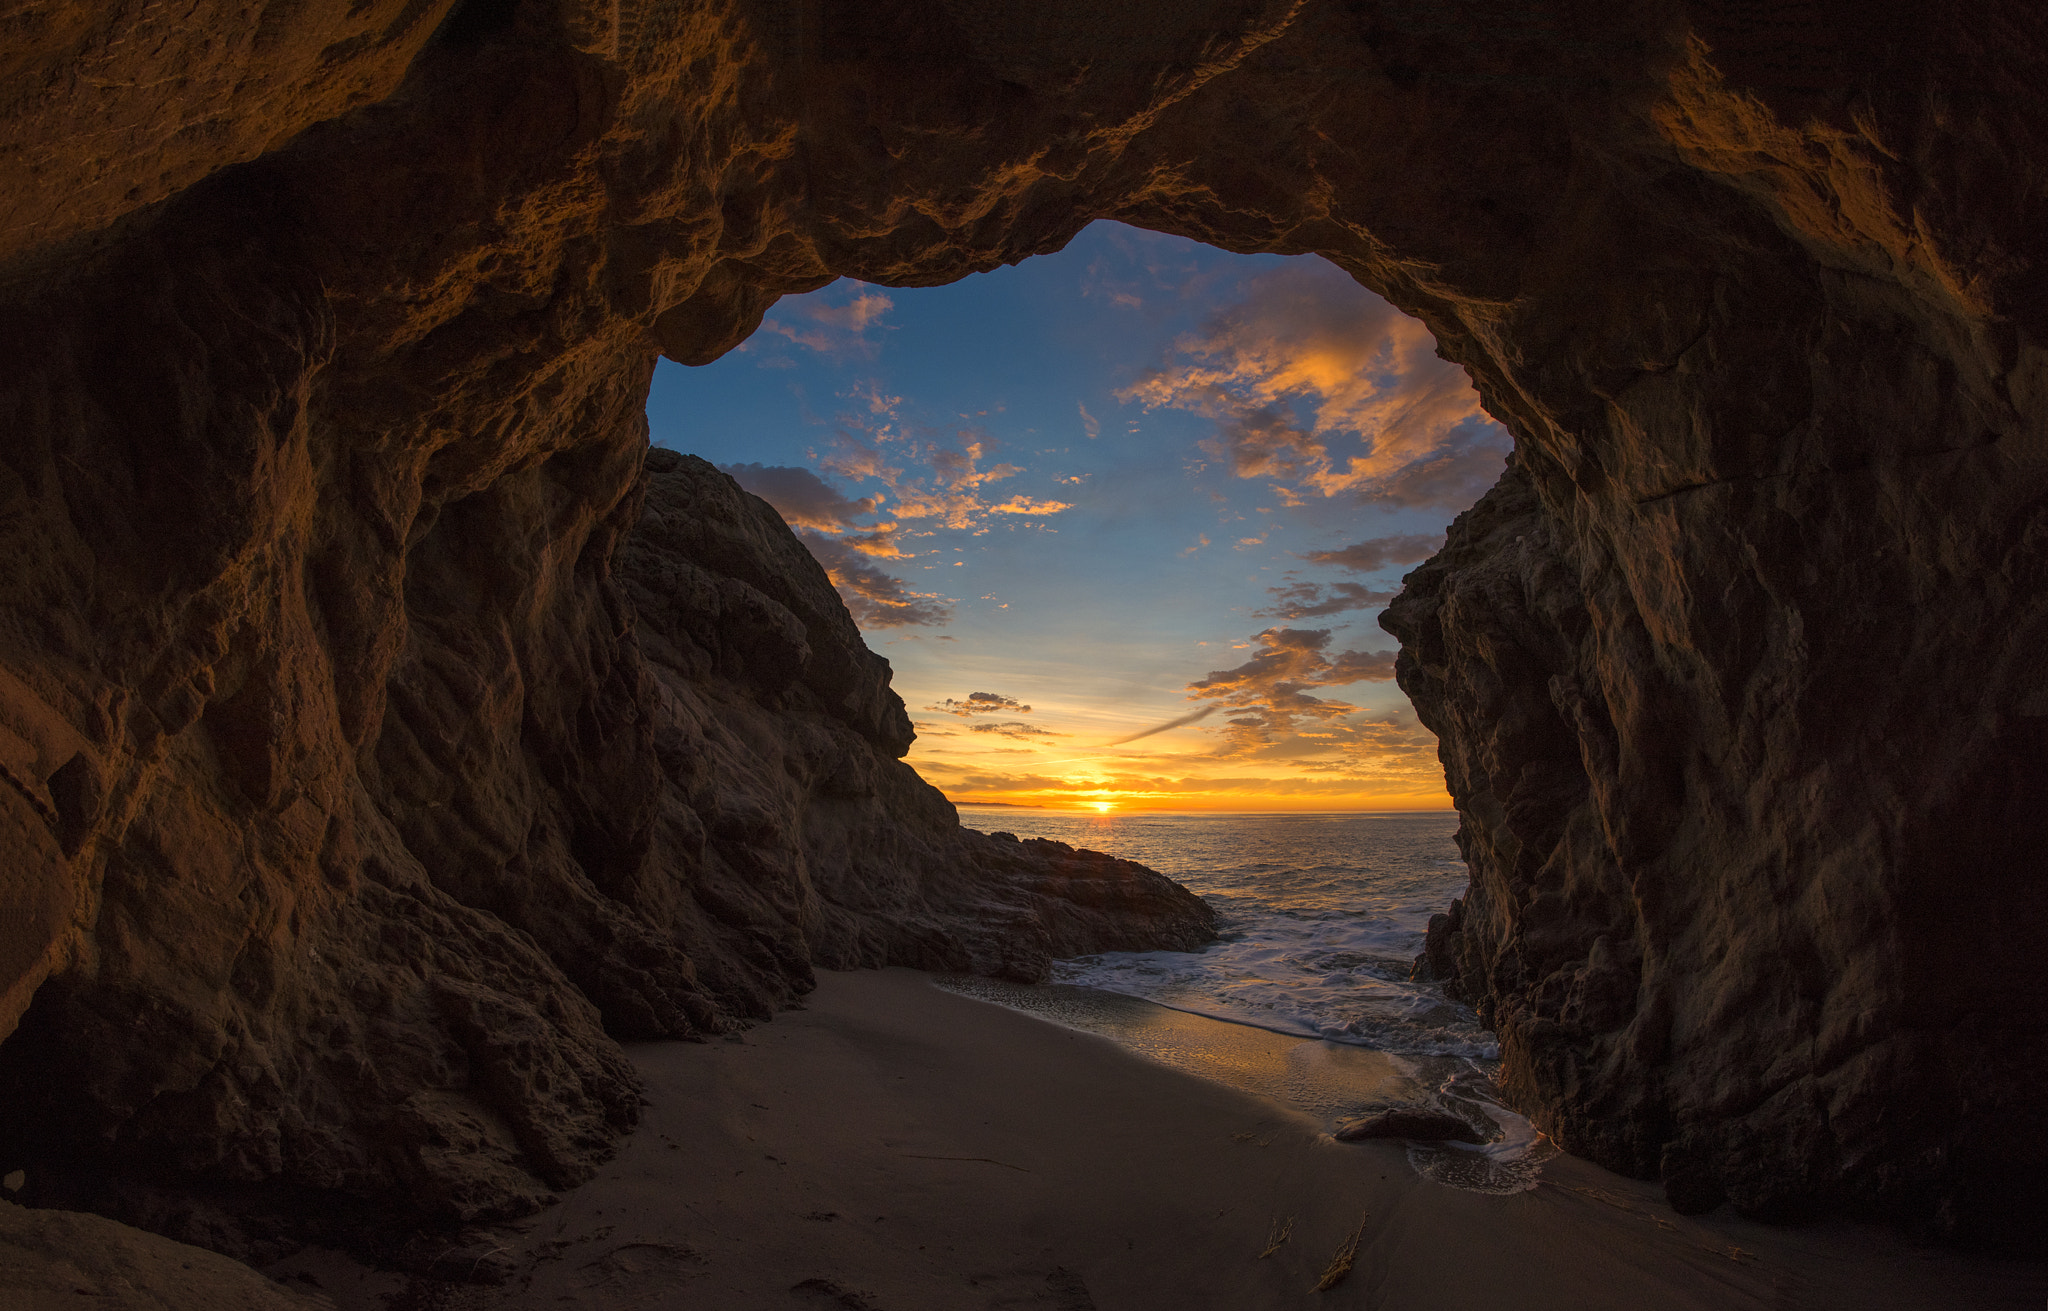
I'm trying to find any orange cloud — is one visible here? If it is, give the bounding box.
[1187,627,1399,751]
[761,284,895,357]
[927,692,1032,716]
[969,721,1067,740]
[989,495,1074,516]
[796,530,951,628]
[725,399,1075,634]
[1118,261,1510,509]
[822,413,1064,537]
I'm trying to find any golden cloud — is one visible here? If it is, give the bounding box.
[1118,261,1510,510]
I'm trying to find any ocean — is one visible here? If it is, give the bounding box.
[958,807,1483,1054]
[945,806,1556,1193]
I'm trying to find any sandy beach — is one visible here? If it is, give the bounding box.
[270,969,2042,1310]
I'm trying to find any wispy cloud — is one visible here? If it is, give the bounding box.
[1078,401,1100,440]
[1255,581,1395,620]
[760,282,895,357]
[989,495,1073,516]
[1249,532,1440,621]
[928,692,1033,716]
[1118,260,1510,510]
[1298,533,1442,573]
[796,530,951,628]
[817,390,1069,538]
[722,383,1078,631]
[970,721,1067,740]
[1187,627,1399,752]
[721,462,911,558]
[1102,705,1218,747]
[720,463,944,619]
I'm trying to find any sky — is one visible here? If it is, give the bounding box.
[646,223,1511,812]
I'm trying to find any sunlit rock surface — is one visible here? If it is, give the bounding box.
[0,0,2041,1252]
[0,1198,326,1310]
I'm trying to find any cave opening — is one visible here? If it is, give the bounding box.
[644,217,1512,1122]
[649,220,1509,815]
[0,0,2040,1278]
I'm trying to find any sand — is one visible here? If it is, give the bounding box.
[270,969,2042,1310]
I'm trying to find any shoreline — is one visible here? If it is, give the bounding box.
[270,969,2041,1310]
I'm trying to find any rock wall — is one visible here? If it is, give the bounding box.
[0,0,2042,1251]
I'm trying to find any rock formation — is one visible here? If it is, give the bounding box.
[0,1198,327,1310]
[0,0,2042,1254]
[0,407,1213,1249]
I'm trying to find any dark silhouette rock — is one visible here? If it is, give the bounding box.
[0,0,2040,1254]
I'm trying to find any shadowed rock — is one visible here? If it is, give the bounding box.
[0,1199,325,1309]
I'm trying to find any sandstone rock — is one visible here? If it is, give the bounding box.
[0,421,1212,1250]
[0,1198,326,1310]
[0,0,2039,1255]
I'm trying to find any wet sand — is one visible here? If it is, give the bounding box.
[273,969,2042,1310]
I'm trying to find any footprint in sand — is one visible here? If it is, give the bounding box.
[965,1265,1099,1310]
[576,1241,709,1303]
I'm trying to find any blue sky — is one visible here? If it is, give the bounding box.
[646,222,1508,810]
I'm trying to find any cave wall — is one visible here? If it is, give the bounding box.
[0,0,2042,1248]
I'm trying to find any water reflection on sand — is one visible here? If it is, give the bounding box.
[934,976,1555,1194]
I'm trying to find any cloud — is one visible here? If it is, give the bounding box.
[1322,647,1401,683]
[1359,425,1511,511]
[722,461,916,564]
[723,462,882,532]
[989,495,1073,516]
[1255,581,1395,620]
[1079,401,1100,439]
[719,405,1073,634]
[969,721,1067,740]
[927,692,1033,716]
[1298,533,1443,573]
[797,529,952,628]
[817,397,1067,538]
[760,282,894,357]
[1292,705,1442,781]
[1187,627,1400,749]
[713,454,953,631]
[1117,259,1511,510]
[1253,530,1439,620]
[1102,705,1218,747]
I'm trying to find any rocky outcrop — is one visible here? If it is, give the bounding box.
[0,1199,326,1310]
[624,450,1216,992]
[0,0,2042,1255]
[0,406,1211,1251]
[1391,432,2048,1240]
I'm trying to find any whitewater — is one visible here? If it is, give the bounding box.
[945,806,1563,1194]
[956,807,1488,1058]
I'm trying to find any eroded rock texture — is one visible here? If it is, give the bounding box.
[0,0,2042,1252]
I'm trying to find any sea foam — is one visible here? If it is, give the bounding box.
[961,808,1494,1060]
